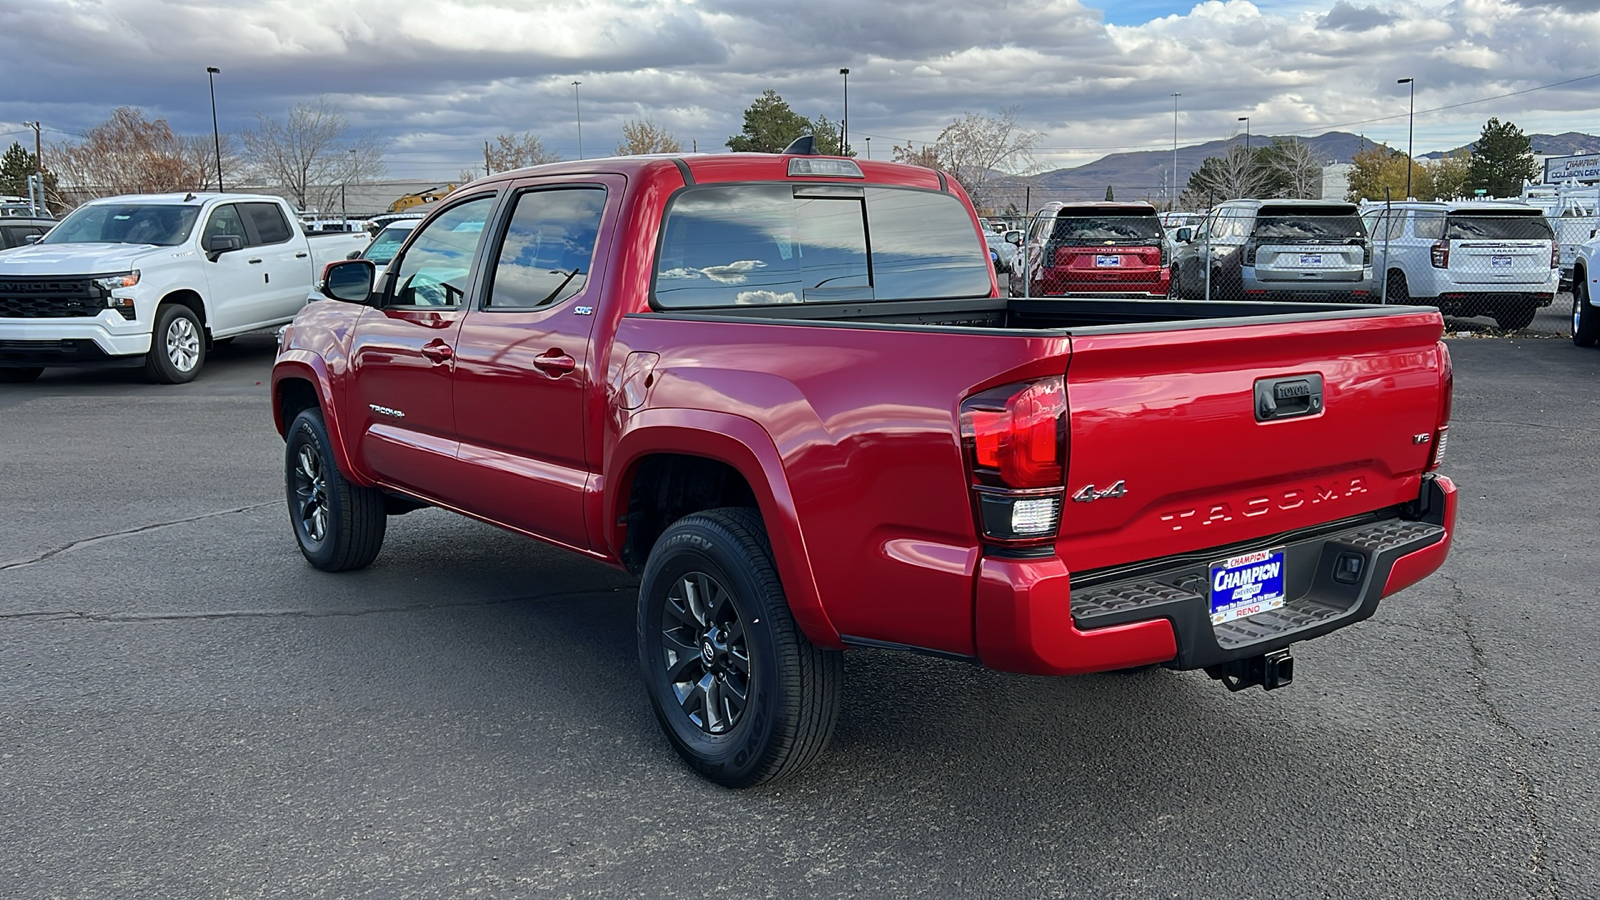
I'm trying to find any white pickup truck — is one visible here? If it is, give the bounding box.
[0,192,368,383]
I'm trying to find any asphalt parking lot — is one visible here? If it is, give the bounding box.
[2,310,1597,899]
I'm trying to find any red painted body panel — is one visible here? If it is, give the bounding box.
[1383,476,1457,597]
[272,151,1457,676]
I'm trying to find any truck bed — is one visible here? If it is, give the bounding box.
[648,296,1424,334]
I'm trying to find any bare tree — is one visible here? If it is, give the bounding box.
[484,132,561,175]
[50,107,216,203]
[1183,143,1270,205]
[932,108,1044,214]
[1267,139,1323,199]
[892,141,941,168]
[617,118,683,155]
[240,97,386,212]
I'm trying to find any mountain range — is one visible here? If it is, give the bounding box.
[1021,131,1600,202]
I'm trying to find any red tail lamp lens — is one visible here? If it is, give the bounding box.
[960,377,1067,489]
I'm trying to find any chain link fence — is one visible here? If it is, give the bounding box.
[998,202,1576,336]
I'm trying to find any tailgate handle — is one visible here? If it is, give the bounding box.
[1256,374,1323,422]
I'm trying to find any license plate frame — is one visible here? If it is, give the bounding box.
[1297,254,1324,266]
[1094,255,1120,268]
[1490,255,1512,269]
[1209,548,1287,625]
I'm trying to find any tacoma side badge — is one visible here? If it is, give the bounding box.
[1073,480,1127,503]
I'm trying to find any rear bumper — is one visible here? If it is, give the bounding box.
[975,475,1456,676]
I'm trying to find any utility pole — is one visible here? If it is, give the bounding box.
[1172,93,1181,212]
[484,140,491,177]
[206,67,223,191]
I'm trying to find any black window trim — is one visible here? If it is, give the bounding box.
[239,201,295,247]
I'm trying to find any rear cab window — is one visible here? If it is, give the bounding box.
[652,184,990,310]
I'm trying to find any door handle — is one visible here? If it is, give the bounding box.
[295,252,309,259]
[248,258,263,264]
[532,350,576,376]
[420,341,454,364]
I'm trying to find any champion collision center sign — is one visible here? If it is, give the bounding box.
[1544,153,1600,184]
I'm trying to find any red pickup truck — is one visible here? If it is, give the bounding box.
[272,149,1456,787]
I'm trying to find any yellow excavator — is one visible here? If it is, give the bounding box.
[387,184,457,214]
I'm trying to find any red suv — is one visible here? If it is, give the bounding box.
[1010,202,1170,297]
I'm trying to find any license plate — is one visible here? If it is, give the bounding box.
[1491,256,1512,269]
[1095,255,1120,268]
[1298,254,1324,266]
[1210,549,1286,625]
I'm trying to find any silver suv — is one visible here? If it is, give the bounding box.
[1361,201,1558,330]
[1172,199,1373,302]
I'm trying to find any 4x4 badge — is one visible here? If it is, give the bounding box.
[1073,480,1127,503]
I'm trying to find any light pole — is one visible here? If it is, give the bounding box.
[1172,93,1180,211]
[572,80,583,159]
[1398,78,1415,199]
[206,66,222,191]
[1238,116,1251,151]
[864,136,870,160]
[343,148,356,220]
[839,68,850,154]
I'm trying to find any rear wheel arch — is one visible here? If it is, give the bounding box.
[607,415,841,648]
[616,452,760,576]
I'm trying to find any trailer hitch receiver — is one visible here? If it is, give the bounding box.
[1206,648,1294,692]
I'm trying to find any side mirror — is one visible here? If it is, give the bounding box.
[346,249,363,260]
[23,234,41,244]
[202,233,244,261]
[1175,227,1193,243]
[1006,231,1024,246]
[320,259,377,305]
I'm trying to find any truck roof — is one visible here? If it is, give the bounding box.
[458,153,948,193]
[79,192,287,206]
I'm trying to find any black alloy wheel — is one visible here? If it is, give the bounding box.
[285,408,387,571]
[637,507,842,788]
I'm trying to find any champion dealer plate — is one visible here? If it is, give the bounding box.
[1210,548,1286,625]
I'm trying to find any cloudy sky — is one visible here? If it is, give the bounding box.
[5,0,1600,180]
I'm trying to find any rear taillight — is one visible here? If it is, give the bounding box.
[1362,240,1372,266]
[960,377,1067,544]
[1427,342,1452,472]
[1160,241,1170,267]
[1430,240,1450,268]
[1551,242,1561,269]
[1242,240,1258,266]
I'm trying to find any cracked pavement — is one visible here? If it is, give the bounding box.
[1,332,1597,899]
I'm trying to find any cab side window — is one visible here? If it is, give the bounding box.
[241,202,293,245]
[389,195,497,308]
[485,188,606,309]
[204,205,248,244]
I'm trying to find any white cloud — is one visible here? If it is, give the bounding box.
[4,0,1600,180]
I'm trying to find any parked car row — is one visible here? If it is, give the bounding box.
[1003,197,1560,331]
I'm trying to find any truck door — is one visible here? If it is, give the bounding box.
[450,178,618,551]
[237,201,308,328]
[197,203,262,333]
[347,192,500,501]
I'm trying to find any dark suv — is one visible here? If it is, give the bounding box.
[1172,199,1372,301]
[1010,202,1169,297]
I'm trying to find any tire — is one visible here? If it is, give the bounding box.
[1385,270,1409,305]
[637,507,842,788]
[1494,301,1538,332]
[1167,264,1183,300]
[144,303,206,384]
[1573,276,1599,347]
[285,408,387,572]
[0,367,44,384]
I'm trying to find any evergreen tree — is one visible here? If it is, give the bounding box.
[1,142,37,197]
[727,90,812,153]
[1467,118,1537,198]
[1105,185,1114,201]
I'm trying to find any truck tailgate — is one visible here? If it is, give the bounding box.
[1057,309,1447,572]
